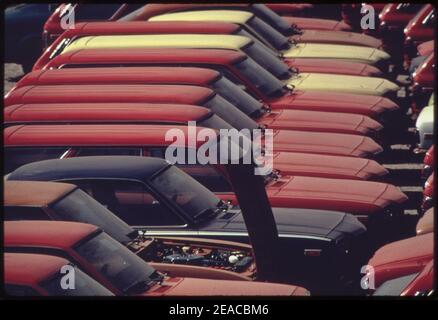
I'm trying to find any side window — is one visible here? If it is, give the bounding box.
[4,147,69,174]
[147,147,232,192]
[75,147,142,157]
[68,179,185,226]
[4,284,41,296]
[4,206,49,221]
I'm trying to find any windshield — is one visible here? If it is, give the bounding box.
[252,4,294,36]
[211,76,265,118]
[247,16,291,51]
[41,265,113,296]
[235,28,278,55]
[203,94,259,131]
[4,147,69,174]
[150,166,222,223]
[75,231,160,294]
[242,42,292,80]
[233,57,287,98]
[51,189,135,244]
[373,273,419,296]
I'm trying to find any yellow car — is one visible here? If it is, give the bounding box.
[62,34,399,96]
[148,10,389,65]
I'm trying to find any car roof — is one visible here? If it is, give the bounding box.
[5,253,70,286]
[5,180,76,207]
[62,34,253,55]
[72,21,241,34]
[4,84,214,106]
[150,10,253,24]
[5,220,98,250]
[48,48,245,69]
[17,67,220,88]
[4,103,212,125]
[8,156,172,182]
[4,124,214,147]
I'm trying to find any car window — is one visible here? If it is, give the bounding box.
[66,179,184,227]
[147,147,233,192]
[4,206,49,221]
[73,4,123,20]
[4,147,69,174]
[4,284,41,296]
[75,147,142,157]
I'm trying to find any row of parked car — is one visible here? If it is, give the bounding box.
[3,3,435,297]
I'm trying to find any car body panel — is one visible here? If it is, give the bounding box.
[404,5,435,46]
[32,21,378,77]
[415,105,434,149]
[417,40,434,56]
[12,67,384,136]
[4,125,405,219]
[3,86,384,159]
[401,260,434,296]
[416,208,434,235]
[368,233,434,288]
[42,48,400,118]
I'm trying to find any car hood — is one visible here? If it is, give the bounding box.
[269,91,399,118]
[416,207,434,235]
[265,176,408,215]
[282,43,390,64]
[213,207,366,241]
[283,17,351,31]
[272,152,388,180]
[271,130,383,158]
[293,30,382,48]
[286,73,399,96]
[368,233,434,287]
[258,109,383,135]
[145,277,309,296]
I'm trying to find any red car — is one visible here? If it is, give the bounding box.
[399,260,434,296]
[422,173,434,213]
[422,145,434,180]
[417,40,434,56]
[368,232,434,294]
[4,253,114,296]
[13,67,384,138]
[5,221,306,296]
[4,102,388,182]
[4,84,384,159]
[118,3,352,34]
[33,21,382,77]
[404,4,435,53]
[4,124,407,223]
[42,48,399,120]
[42,3,143,47]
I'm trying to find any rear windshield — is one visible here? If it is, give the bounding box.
[252,4,294,36]
[247,16,291,51]
[203,94,259,131]
[242,42,292,80]
[233,57,287,98]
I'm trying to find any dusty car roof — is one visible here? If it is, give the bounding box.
[5,253,71,286]
[62,34,253,54]
[8,156,172,182]
[4,84,214,107]
[149,10,253,24]
[16,67,220,88]
[5,220,98,250]
[5,180,76,207]
[4,103,212,125]
[4,124,213,147]
[47,48,245,69]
